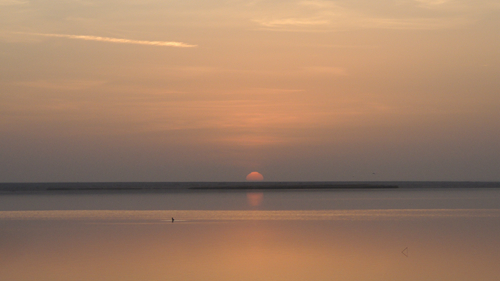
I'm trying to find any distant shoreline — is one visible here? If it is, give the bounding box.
[188,183,398,190]
[0,182,397,193]
[1,181,500,194]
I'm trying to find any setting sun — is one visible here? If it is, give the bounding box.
[0,0,499,182]
[246,172,264,181]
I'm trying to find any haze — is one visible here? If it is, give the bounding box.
[1,0,499,182]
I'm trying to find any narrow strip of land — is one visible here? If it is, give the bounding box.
[188,183,398,190]
[0,182,398,193]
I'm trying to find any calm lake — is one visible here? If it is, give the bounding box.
[1,184,499,281]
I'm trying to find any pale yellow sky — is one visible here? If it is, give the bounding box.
[1,0,499,181]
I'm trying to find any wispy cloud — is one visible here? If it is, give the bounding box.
[0,0,27,5]
[414,0,452,6]
[17,32,197,48]
[360,17,469,30]
[255,18,329,27]
[15,79,106,91]
[304,66,348,76]
[252,0,482,31]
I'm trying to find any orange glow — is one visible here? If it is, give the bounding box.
[3,211,500,281]
[1,0,500,182]
[246,192,264,206]
[246,172,264,181]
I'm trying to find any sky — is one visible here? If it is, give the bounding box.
[0,0,499,182]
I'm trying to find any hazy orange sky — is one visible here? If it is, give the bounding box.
[1,0,499,181]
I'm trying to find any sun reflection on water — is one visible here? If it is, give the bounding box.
[1,209,499,221]
[1,208,500,281]
[246,192,264,207]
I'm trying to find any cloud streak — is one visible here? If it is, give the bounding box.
[255,18,329,27]
[252,0,484,32]
[19,32,197,48]
[0,0,27,5]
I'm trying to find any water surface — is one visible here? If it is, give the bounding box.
[1,186,499,281]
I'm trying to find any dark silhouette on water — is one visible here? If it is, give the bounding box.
[402,247,408,257]
[3,181,500,194]
[172,217,174,223]
[0,182,404,193]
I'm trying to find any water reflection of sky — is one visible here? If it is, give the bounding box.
[1,189,500,281]
[1,209,500,221]
[2,188,500,211]
[2,211,500,281]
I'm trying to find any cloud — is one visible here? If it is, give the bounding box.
[298,0,336,8]
[14,79,106,91]
[303,66,348,76]
[0,0,27,5]
[361,17,470,30]
[414,0,452,6]
[17,32,197,48]
[255,18,329,27]
[252,0,482,31]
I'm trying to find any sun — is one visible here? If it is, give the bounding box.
[246,171,264,181]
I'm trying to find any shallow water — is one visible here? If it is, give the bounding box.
[2,187,500,210]
[1,188,500,281]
